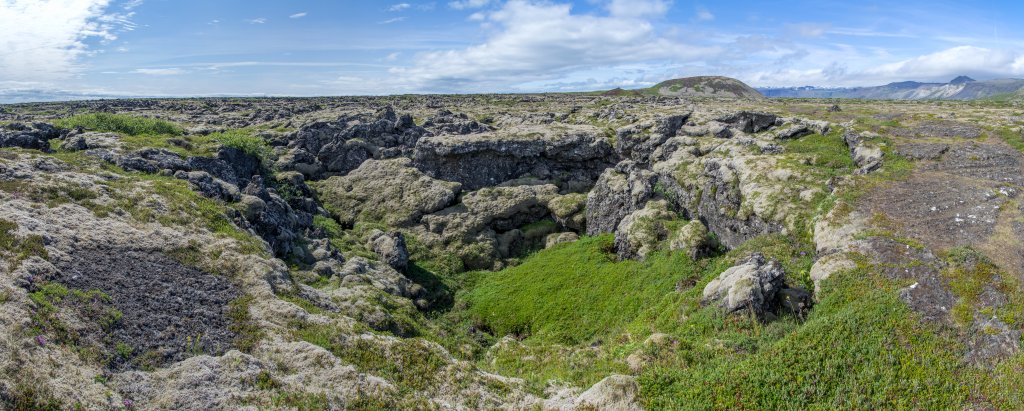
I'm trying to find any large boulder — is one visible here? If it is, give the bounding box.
[413,126,614,190]
[316,158,462,227]
[367,230,410,271]
[702,253,785,316]
[669,219,712,259]
[614,200,678,260]
[547,193,587,232]
[574,375,643,411]
[0,122,64,151]
[586,161,657,236]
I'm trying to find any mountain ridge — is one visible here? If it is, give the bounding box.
[759,76,1024,100]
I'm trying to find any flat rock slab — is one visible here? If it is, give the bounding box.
[921,143,1024,186]
[864,173,1005,251]
[894,142,949,160]
[891,120,984,139]
[53,248,240,369]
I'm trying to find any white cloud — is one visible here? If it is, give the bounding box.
[448,0,490,10]
[388,3,410,12]
[0,0,136,82]
[390,0,712,92]
[247,17,267,24]
[607,0,670,18]
[385,52,401,61]
[289,12,307,19]
[379,17,406,24]
[133,68,185,75]
[864,46,1022,81]
[696,6,713,21]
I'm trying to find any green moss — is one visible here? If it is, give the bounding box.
[0,218,49,268]
[294,322,448,394]
[2,382,65,411]
[227,295,262,353]
[995,127,1024,154]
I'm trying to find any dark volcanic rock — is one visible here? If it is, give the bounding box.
[615,114,689,162]
[287,105,428,176]
[716,111,779,133]
[422,109,492,135]
[414,128,615,191]
[0,122,64,152]
[51,248,240,370]
[585,161,657,235]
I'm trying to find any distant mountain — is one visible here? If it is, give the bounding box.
[604,76,764,99]
[758,76,1024,100]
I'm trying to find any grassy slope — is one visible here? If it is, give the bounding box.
[457,232,1024,409]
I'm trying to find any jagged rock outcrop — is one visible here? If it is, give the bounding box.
[413,126,614,191]
[280,105,428,178]
[615,114,689,162]
[843,131,883,174]
[547,193,587,232]
[316,158,462,227]
[422,109,492,135]
[586,161,657,236]
[417,184,559,267]
[716,111,779,133]
[0,122,64,151]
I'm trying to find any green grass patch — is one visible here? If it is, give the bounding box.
[209,129,272,163]
[463,233,813,346]
[54,113,183,136]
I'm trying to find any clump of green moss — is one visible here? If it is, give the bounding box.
[0,218,49,267]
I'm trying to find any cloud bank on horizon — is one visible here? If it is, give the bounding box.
[1,0,1023,99]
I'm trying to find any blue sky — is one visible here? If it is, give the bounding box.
[1,0,1023,99]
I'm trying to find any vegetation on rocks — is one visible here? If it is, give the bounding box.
[3,95,1024,409]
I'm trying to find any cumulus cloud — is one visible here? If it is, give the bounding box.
[391,0,713,91]
[388,3,410,12]
[0,0,136,82]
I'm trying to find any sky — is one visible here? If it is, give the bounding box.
[1,0,1024,100]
